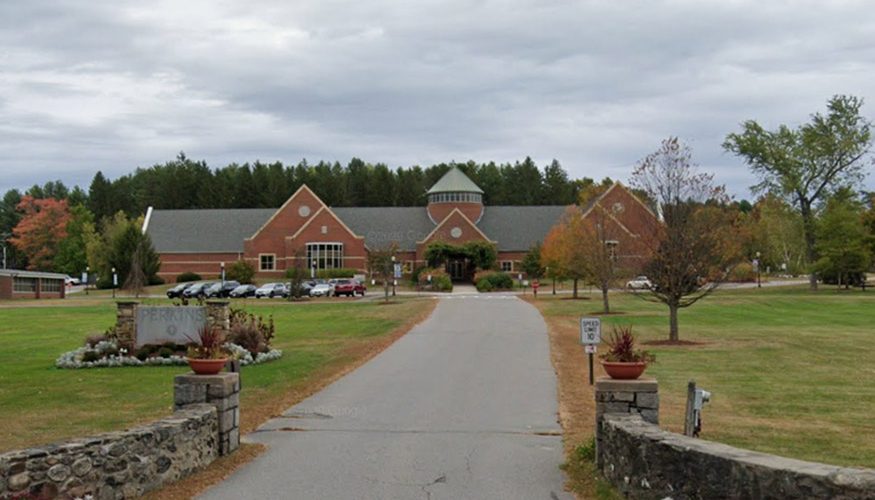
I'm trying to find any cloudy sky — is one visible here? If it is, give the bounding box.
[2,0,874,198]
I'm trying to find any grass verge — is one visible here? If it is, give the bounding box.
[528,285,875,498]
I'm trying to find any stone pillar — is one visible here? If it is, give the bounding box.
[115,301,138,347]
[594,377,658,468]
[174,373,240,455]
[206,301,230,336]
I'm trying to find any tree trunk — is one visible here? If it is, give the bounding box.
[572,278,579,299]
[669,302,679,342]
[800,200,818,291]
[601,284,610,314]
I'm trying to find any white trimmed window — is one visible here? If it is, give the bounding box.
[259,254,276,271]
[41,279,61,292]
[307,243,344,270]
[13,277,36,292]
[403,261,414,274]
[606,240,619,261]
[500,261,513,272]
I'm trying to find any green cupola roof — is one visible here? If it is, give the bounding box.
[426,167,484,194]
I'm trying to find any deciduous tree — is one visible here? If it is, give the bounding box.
[9,196,71,271]
[631,137,740,342]
[541,206,590,299]
[724,95,873,289]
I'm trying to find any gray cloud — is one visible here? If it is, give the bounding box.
[1,0,874,197]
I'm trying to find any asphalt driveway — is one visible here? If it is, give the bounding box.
[200,294,571,499]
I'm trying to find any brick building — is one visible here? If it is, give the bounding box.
[0,269,67,300]
[144,167,656,282]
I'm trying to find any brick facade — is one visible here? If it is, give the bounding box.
[150,176,657,282]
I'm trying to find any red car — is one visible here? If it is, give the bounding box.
[333,278,366,297]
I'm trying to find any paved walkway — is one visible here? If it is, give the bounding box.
[200,295,571,499]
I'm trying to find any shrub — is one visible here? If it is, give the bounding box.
[228,320,268,355]
[226,260,256,284]
[473,270,513,291]
[476,279,494,292]
[316,268,358,279]
[135,346,151,361]
[229,307,275,349]
[177,272,202,283]
[148,275,165,286]
[158,347,174,358]
[84,334,106,347]
[416,268,452,291]
[81,351,100,363]
[728,262,756,282]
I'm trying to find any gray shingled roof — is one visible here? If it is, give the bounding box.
[147,208,275,252]
[0,269,67,280]
[479,206,568,251]
[332,207,432,251]
[147,204,567,253]
[426,167,484,194]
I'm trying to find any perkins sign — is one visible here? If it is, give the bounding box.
[136,306,207,347]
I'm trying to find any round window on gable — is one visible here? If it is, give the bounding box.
[450,227,462,239]
[298,205,311,217]
[612,202,625,215]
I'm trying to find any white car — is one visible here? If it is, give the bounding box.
[64,275,80,286]
[310,283,332,297]
[255,283,285,298]
[626,276,652,290]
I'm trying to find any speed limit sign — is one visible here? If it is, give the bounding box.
[580,317,601,345]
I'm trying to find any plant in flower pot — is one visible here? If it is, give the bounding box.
[185,325,229,375]
[600,325,655,380]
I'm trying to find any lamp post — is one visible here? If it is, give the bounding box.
[220,261,225,288]
[755,251,762,288]
[85,266,90,296]
[112,267,117,298]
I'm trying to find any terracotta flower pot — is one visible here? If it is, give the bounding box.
[187,358,228,375]
[601,361,647,380]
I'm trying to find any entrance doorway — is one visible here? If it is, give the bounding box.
[446,259,467,281]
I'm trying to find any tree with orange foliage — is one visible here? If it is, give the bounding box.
[541,206,590,299]
[9,196,71,271]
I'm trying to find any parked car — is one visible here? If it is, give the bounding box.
[310,283,333,297]
[255,283,286,298]
[626,276,653,290]
[285,281,312,298]
[205,281,241,298]
[64,275,80,286]
[166,282,194,298]
[183,282,214,298]
[333,279,358,297]
[229,284,257,298]
[354,279,367,296]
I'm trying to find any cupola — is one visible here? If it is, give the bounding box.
[426,167,485,223]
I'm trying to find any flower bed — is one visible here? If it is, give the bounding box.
[55,340,282,369]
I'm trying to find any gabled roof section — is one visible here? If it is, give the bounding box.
[581,182,657,220]
[418,208,495,244]
[288,205,365,241]
[426,167,484,194]
[146,208,275,253]
[247,184,327,240]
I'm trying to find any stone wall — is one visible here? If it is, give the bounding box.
[0,404,217,500]
[594,377,658,470]
[599,414,875,499]
[174,372,240,456]
[594,377,875,499]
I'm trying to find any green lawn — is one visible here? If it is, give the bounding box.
[537,286,875,468]
[0,296,434,452]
